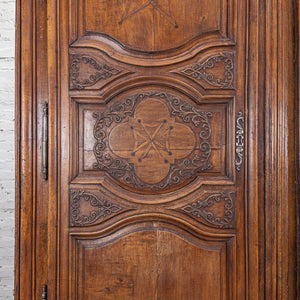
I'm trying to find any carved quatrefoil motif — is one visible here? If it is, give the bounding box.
[109,98,196,184]
[93,92,213,191]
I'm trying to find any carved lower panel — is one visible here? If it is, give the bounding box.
[180,192,235,228]
[92,91,213,192]
[173,52,235,89]
[70,54,125,89]
[70,190,123,226]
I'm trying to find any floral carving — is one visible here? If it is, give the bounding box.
[181,192,234,228]
[70,55,121,89]
[92,92,213,191]
[70,191,122,226]
[175,52,234,89]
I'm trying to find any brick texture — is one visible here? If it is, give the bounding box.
[0,0,15,299]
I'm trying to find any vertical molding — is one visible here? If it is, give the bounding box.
[247,0,264,298]
[15,0,36,299]
[35,0,50,298]
[265,0,297,299]
[295,0,300,297]
[47,0,59,298]
[16,0,50,299]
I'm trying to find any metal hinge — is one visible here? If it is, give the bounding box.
[42,103,48,180]
[42,285,47,300]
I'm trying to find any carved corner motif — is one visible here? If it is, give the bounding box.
[70,190,123,226]
[173,52,235,89]
[180,192,235,228]
[235,111,244,172]
[70,54,122,89]
[92,92,213,191]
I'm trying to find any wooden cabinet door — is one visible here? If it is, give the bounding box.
[56,1,245,299]
[15,0,298,299]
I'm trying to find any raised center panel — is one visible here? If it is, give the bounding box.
[74,86,233,195]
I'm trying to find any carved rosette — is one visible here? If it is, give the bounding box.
[92,91,213,192]
[174,52,234,89]
[70,54,122,89]
[70,191,123,226]
[180,192,235,228]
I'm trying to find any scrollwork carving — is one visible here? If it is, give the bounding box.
[70,54,121,89]
[235,111,244,171]
[70,190,122,226]
[92,92,213,191]
[181,192,234,228]
[175,52,234,89]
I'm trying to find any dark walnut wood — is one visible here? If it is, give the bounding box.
[66,0,238,296]
[15,0,298,299]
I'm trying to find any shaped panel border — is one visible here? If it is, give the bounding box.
[69,0,236,65]
[69,221,236,299]
[70,86,235,200]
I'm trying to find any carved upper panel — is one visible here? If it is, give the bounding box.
[74,0,230,52]
[92,91,213,192]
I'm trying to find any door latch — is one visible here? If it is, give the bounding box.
[42,285,47,300]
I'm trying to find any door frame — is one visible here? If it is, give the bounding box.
[14,0,299,299]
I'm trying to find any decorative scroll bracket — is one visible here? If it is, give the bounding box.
[180,192,235,228]
[235,111,244,172]
[70,191,123,226]
[173,52,235,90]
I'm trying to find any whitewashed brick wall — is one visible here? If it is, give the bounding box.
[0,0,15,299]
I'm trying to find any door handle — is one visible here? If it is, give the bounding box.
[42,103,48,180]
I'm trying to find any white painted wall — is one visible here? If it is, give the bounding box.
[0,0,15,299]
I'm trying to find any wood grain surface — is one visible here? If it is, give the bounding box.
[15,0,298,299]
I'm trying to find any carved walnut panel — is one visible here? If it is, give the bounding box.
[69,49,236,94]
[179,191,235,228]
[172,52,235,90]
[62,0,244,298]
[76,90,232,194]
[70,54,132,90]
[70,190,126,226]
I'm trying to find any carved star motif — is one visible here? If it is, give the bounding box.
[131,120,171,160]
[109,98,196,184]
[119,0,178,28]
